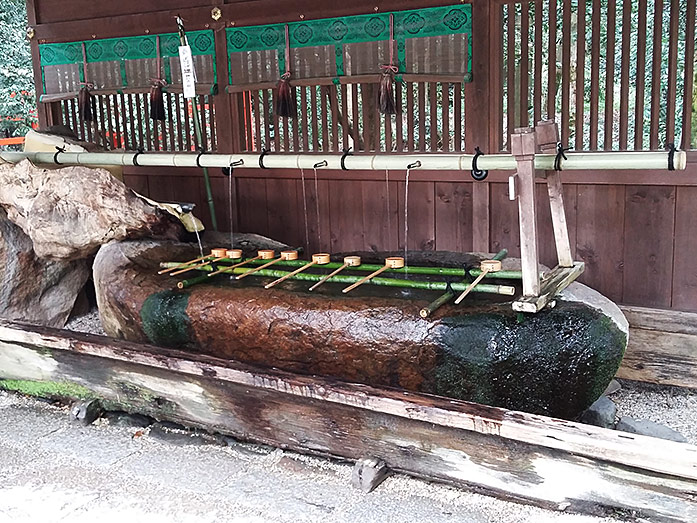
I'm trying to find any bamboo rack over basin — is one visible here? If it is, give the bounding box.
[0,150,687,172]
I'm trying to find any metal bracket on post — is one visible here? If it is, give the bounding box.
[509,127,540,299]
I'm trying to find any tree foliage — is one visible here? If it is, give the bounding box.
[0,0,36,137]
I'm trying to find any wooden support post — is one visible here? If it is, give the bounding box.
[510,127,540,297]
[536,121,574,268]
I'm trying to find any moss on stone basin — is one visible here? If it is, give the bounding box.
[94,238,628,419]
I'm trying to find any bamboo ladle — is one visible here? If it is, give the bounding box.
[308,255,361,291]
[264,253,331,289]
[158,249,224,276]
[169,248,230,276]
[236,250,298,280]
[342,256,405,294]
[208,249,275,278]
[454,259,503,304]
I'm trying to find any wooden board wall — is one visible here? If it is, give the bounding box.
[28,0,697,312]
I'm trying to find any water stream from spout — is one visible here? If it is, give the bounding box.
[313,167,322,251]
[228,168,235,248]
[300,168,310,251]
[193,222,204,259]
[403,168,410,270]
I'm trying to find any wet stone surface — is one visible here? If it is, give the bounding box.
[94,238,629,419]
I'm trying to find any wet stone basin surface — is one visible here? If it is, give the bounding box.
[94,238,628,420]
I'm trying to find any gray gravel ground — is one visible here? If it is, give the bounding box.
[0,390,626,523]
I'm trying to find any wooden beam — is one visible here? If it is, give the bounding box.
[510,127,540,296]
[513,262,584,313]
[0,320,695,520]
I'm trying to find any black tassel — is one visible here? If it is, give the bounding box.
[378,68,397,115]
[149,83,166,121]
[78,85,94,121]
[275,75,296,118]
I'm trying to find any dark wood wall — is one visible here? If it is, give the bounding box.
[27,0,697,312]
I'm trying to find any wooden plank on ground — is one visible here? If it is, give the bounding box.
[0,320,695,521]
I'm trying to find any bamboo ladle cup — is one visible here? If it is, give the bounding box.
[454,259,503,304]
[342,256,405,294]
[308,255,361,291]
[169,248,230,276]
[208,249,275,278]
[264,253,331,289]
[236,250,298,280]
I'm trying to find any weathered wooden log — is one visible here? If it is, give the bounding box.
[0,321,694,521]
[94,239,628,419]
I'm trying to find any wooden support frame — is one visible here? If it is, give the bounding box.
[0,320,696,520]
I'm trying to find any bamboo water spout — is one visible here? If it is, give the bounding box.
[264,253,331,289]
[308,255,362,291]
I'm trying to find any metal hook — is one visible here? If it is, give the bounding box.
[471,146,488,181]
[53,146,65,165]
[195,149,206,168]
[313,160,328,169]
[407,160,421,170]
[259,148,270,169]
[222,159,244,176]
[340,147,352,170]
[132,148,144,167]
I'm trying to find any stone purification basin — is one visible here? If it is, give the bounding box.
[94,237,628,419]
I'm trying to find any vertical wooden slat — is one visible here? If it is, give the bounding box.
[533,0,542,126]
[575,0,586,149]
[418,83,426,151]
[634,0,648,150]
[251,91,261,152]
[682,0,697,150]
[321,86,329,152]
[395,82,403,152]
[62,101,70,134]
[547,0,557,123]
[672,187,697,309]
[488,4,503,151]
[618,0,631,150]
[350,83,360,150]
[271,90,280,151]
[507,4,516,141]
[209,97,217,151]
[603,0,616,150]
[69,99,79,139]
[199,95,208,151]
[133,94,144,150]
[406,82,415,151]
[113,94,124,149]
[454,83,462,152]
[434,182,473,252]
[665,0,680,145]
[561,0,571,146]
[442,83,449,152]
[328,85,340,151]
[300,87,309,151]
[260,89,269,150]
[310,86,320,151]
[589,0,601,149]
[104,95,115,149]
[127,94,137,150]
[282,110,290,152]
[291,91,300,152]
[520,1,529,128]
[361,84,373,152]
[649,0,663,149]
[175,93,184,150]
[119,94,130,149]
[339,84,349,151]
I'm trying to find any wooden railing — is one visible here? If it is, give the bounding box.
[497,0,696,152]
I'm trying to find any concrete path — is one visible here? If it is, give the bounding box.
[0,391,621,523]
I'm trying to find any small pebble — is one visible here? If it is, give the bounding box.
[603,379,621,396]
[70,399,102,425]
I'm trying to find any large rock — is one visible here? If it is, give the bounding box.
[0,208,89,327]
[0,159,182,260]
[94,238,629,419]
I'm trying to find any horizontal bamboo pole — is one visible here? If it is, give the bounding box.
[160,259,524,280]
[174,265,516,295]
[1,150,686,172]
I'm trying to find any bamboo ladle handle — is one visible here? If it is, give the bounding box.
[208,249,274,278]
[236,250,297,280]
[454,259,502,304]
[308,255,361,291]
[158,250,221,275]
[265,253,331,289]
[342,257,404,294]
[170,248,229,276]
